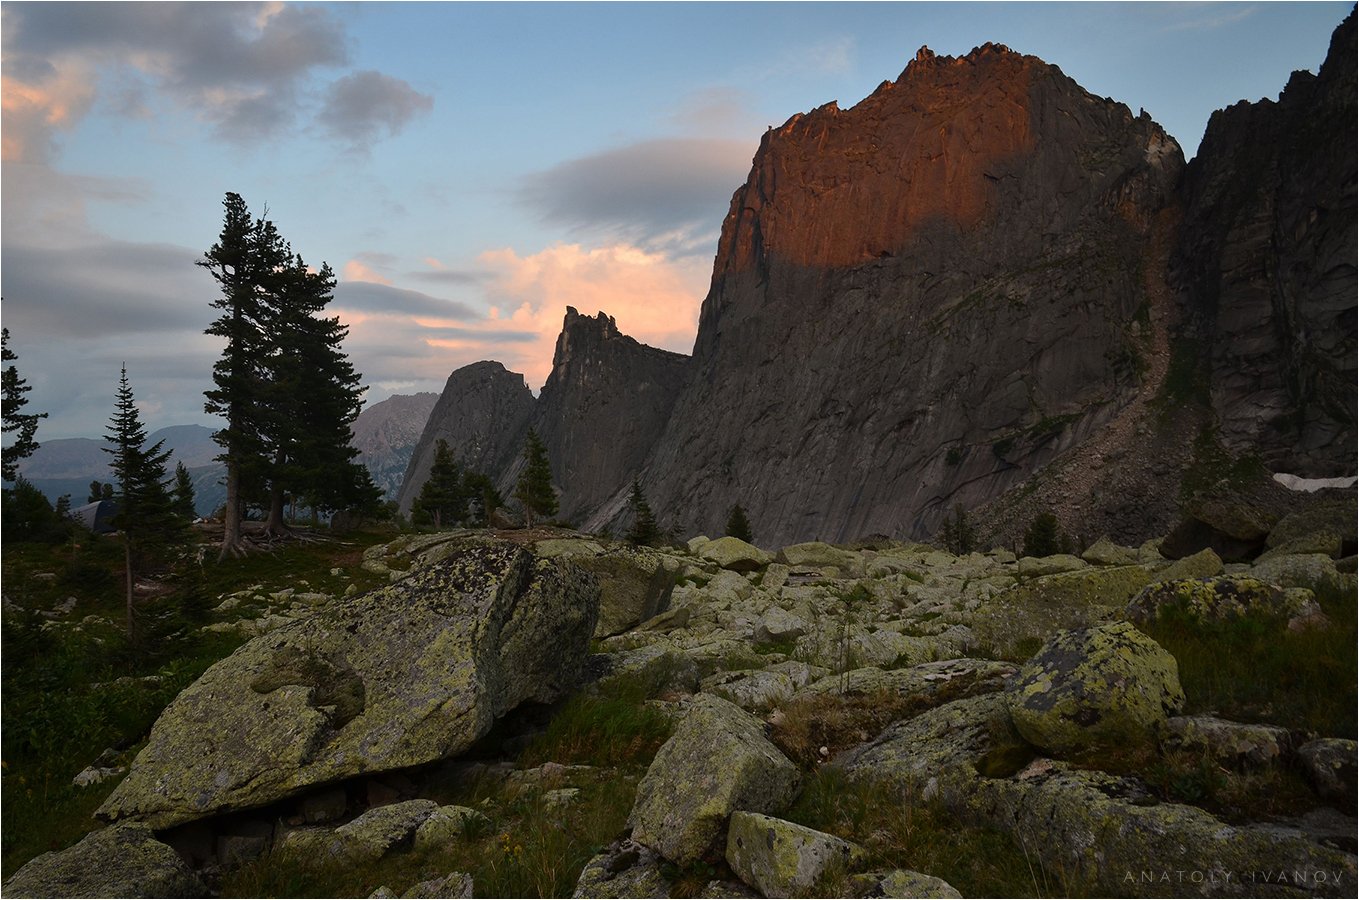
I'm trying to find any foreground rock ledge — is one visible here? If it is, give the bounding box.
[98,542,599,829]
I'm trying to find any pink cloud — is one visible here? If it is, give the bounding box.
[1,63,97,162]
[342,259,391,285]
[475,242,707,389]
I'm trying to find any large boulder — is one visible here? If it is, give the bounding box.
[573,840,671,898]
[1154,547,1223,582]
[629,694,800,864]
[1267,498,1357,555]
[698,537,773,572]
[1160,716,1293,769]
[98,543,599,829]
[328,799,438,862]
[2,823,208,898]
[847,871,962,899]
[1126,576,1294,625]
[1005,622,1184,757]
[725,812,862,897]
[564,547,681,638]
[776,541,861,574]
[1296,739,1357,807]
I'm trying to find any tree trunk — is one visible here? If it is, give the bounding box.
[265,483,287,535]
[124,534,135,638]
[218,458,243,560]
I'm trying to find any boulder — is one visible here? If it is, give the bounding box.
[568,549,680,638]
[753,606,809,645]
[1017,554,1087,578]
[1267,499,1357,554]
[698,537,772,572]
[98,543,599,829]
[1006,622,1184,757]
[401,873,473,899]
[573,839,671,898]
[701,670,797,711]
[776,542,861,574]
[725,812,862,897]
[1080,537,1139,567]
[1296,739,1357,806]
[1154,547,1223,582]
[1126,576,1293,625]
[2,823,208,898]
[847,870,963,899]
[413,806,491,851]
[1251,553,1343,591]
[328,799,438,862]
[1160,716,1293,769]
[629,694,800,864]
[795,659,1016,706]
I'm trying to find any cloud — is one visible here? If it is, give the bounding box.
[1162,6,1257,32]
[518,138,754,255]
[342,259,392,285]
[333,281,478,319]
[669,85,759,134]
[475,242,706,389]
[317,70,434,150]
[408,268,487,286]
[2,3,429,154]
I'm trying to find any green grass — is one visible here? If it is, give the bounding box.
[1137,578,1357,738]
[518,693,673,769]
[785,770,1066,898]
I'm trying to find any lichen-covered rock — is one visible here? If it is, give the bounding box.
[847,870,963,899]
[1154,547,1223,582]
[328,799,438,862]
[777,542,861,574]
[964,762,1358,897]
[1006,622,1184,757]
[795,658,1016,706]
[401,872,473,899]
[591,642,700,698]
[701,670,797,711]
[753,606,809,645]
[413,806,491,852]
[1125,576,1291,625]
[1251,553,1343,591]
[1080,537,1139,567]
[1296,738,1357,806]
[629,694,799,864]
[1267,499,1357,553]
[98,543,600,829]
[567,549,680,638]
[1160,716,1293,769]
[725,812,862,897]
[1017,554,1087,578]
[2,823,208,898]
[573,839,671,898]
[698,537,773,572]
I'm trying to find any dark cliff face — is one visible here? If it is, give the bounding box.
[352,393,438,502]
[622,43,1183,545]
[396,362,534,515]
[512,307,690,525]
[1176,9,1357,476]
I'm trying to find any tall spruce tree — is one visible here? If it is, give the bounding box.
[2,327,46,482]
[626,479,659,546]
[104,365,183,635]
[172,461,197,520]
[201,193,274,557]
[513,428,556,527]
[725,503,753,543]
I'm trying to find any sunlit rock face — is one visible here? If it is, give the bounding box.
[624,42,1183,545]
[1176,9,1357,476]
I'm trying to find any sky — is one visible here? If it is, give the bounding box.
[2,1,1351,440]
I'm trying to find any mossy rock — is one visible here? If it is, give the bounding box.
[1250,553,1344,592]
[573,839,671,898]
[2,823,208,898]
[1153,547,1222,582]
[847,871,962,899]
[98,543,600,829]
[1006,622,1184,757]
[1126,575,1291,625]
[725,812,863,897]
[1080,537,1139,567]
[1267,499,1357,553]
[629,694,800,865]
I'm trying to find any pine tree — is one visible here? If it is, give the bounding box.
[55,494,71,519]
[940,504,976,555]
[416,439,467,528]
[88,480,105,504]
[626,479,659,546]
[104,365,184,635]
[2,327,46,482]
[1022,511,1065,558]
[725,503,753,543]
[513,429,556,528]
[172,462,197,520]
[201,193,275,558]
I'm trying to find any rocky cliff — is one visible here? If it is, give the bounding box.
[520,308,689,526]
[395,363,534,516]
[1175,9,1356,476]
[351,392,438,502]
[610,43,1183,545]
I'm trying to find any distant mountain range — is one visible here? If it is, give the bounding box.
[15,392,438,516]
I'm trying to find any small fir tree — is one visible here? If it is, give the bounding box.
[415,439,467,528]
[940,504,976,555]
[725,503,753,543]
[172,461,197,520]
[2,327,46,482]
[513,429,556,527]
[104,365,185,636]
[88,480,105,504]
[626,479,660,546]
[55,494,71,519]
[1022,511,1065,558]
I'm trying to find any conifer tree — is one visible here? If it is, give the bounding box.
[55,494,71,519]
[725,503,753,543]
[940,504,976,555]
[172,461,197,520]
[415,439,467,528]
[626,479,659,546]
[1022,511,1065,558]
[104,365,184,635]
[88,480,105,504]
[2,327,46,482]
[513,428,556,527]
